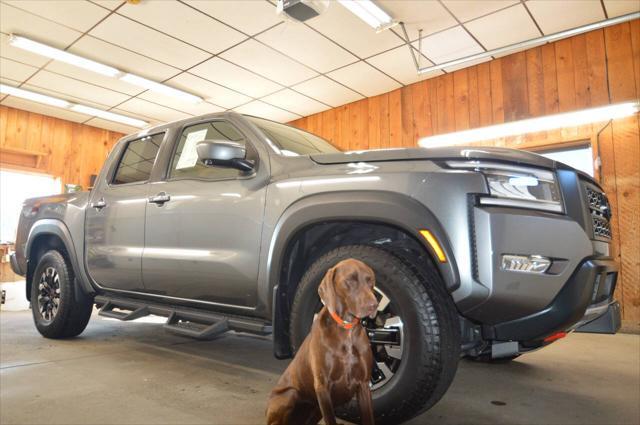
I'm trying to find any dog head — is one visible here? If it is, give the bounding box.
[318,258,378,319]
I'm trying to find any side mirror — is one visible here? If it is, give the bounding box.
[196,140,254,172]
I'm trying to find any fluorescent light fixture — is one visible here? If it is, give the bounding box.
[70,105,147,128]
[9,35,120,77]
[338,0,396,31]
[0,84,148,128]
[0,84,71,108]
[120,73,202,104]
[418,102,639,148]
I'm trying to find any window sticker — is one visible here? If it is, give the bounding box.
[176,129,208,170]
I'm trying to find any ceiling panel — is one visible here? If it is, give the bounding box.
[190,57,282,98]
[379,0,457,40]
[118,1,246,54]
[256,22,357,73]
[168,73,251,109]
[184,0,282,36]
[84,117,138,135]
[416,26,484,64]
[291,75,362,107]
[442,0,519,23]
[137,91,224,116]
[4,0,110,32]
[366,46,440,85]
[116,97,191,122]
[466,4,540,50]
[91,1,124,11]
[220,39,317,86]
[0,3,82,48]
[233,100,300,123]
[19,82,115,110]
[526,0,605,35]
[69,35,180,82]
[0,57,38,83]
[444,56,491,72]
[1,96,91,123]
[327,61,401,98]
[89,14,210,69]
[604,0,640,17]
[44,61,143,96]
[27,70,130,107]
[306,2,404,58]
[261,89,329,117]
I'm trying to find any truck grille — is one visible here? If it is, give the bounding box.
[586,186,612,239]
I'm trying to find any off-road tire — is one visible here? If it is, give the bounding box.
[31,250,93,338]
[290,245,461,425]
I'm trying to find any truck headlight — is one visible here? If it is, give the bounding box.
[447,161,563,213]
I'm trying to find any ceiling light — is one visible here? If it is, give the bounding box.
[0,84,71,108]
[120,74,203,103]
[9,35,121,77]
[0,84,147,128]
[70,105,148,128]
[338,0,396,31]
[418,102,639,148]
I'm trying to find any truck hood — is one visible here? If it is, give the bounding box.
[310,146,559,169]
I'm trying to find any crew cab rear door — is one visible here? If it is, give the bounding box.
[85,132,165,292]
[141,119,268,308]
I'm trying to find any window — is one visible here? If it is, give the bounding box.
[537,144,594,177]
[246,116,339,156]
[169,121,247,180]
[0,170,60,243]
[112,133,164,185]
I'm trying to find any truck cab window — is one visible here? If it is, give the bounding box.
[112,133,164,185]
[169,121,248,180]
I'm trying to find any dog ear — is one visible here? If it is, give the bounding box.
[318,266,338,314]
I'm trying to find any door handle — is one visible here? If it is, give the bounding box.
[149,192,171,205]
[91,198,107,210]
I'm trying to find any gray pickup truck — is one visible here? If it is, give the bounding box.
[11,112,620,424]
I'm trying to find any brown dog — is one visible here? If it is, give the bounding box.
[266,259,379,425]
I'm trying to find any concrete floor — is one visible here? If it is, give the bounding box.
[1,310,638,425]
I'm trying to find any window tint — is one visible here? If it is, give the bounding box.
[246,116,339,156]
[112,133,163,185]
[170,121,247,180]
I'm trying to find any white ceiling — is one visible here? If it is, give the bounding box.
[0,0,637,134]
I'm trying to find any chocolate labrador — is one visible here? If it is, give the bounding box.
[266,259,379,425]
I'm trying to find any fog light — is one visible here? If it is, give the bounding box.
[501,255,551,274]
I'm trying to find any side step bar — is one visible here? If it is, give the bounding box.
[95,295,272,340]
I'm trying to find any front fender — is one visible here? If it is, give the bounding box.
[266,190,459,307]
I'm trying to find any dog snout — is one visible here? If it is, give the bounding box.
[366,297,378,318]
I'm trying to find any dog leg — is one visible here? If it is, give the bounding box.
[314,381,338,425]
[357,382,375,425]
[266,387,298,425]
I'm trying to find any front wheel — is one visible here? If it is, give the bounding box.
[290,245,461,425]
[31,250,93,338]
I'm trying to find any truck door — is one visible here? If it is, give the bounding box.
[85,133,164,292]
[142,120,267,308]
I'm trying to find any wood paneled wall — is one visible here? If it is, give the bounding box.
[290,20,640,325]
[0,106,124,189]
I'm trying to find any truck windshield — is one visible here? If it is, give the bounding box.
[246,116,340,156]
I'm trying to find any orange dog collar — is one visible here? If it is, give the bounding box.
[329,309,360,330]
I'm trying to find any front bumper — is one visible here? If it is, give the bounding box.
[485,258,619,341]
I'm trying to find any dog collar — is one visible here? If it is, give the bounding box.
[329,309,360,330]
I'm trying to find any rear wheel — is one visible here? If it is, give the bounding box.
[31,250,93,338]
[290,245,460,425]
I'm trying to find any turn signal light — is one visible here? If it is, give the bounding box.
[419,230,447,263]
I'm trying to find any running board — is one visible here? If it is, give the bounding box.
[99,301,150,321]
[94,295,272,339]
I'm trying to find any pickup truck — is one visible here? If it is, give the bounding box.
[11,112,621,424]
